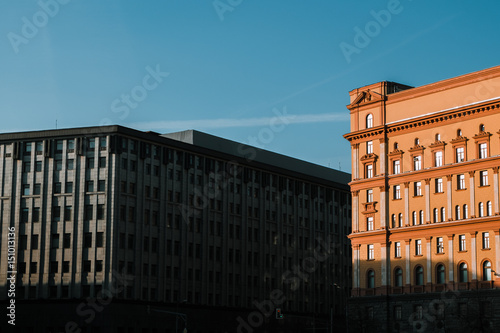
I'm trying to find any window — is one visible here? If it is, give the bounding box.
[483,261,492,281]
[393,159,401,174]
[366,164,373,178]
[482,232,490,249]
[435,133,441,141]
[86,181,94,192]
[23,184,30,196]
[83,260,91,273]
[459,262,468,282]
[415,239,422,255]
[398,213,403,228]
[419,210,424,225]
[412,211,417,226]
[51,234,59,248]
[31,235,39,249]
[367,244,374,260]
[440,207,446,222]
[459,235,466,251]
[457,174,465,190]
[84,233,92,248]
[97,204,105,220]
[436,264,445,284]
[35,161,42,172]
[487,201,492,216]
[433,208,438,223]
[394,242,401,258]
[96,232,104,247]
[366,141,373,154]
[478,202,484,217]
[414,182,422,196]
[435,178,443,193]
[367,217,374,231]
[455,205,461,220]
[456,147,465,162]
[393,185,401,200]
[436,237,444,253]
[394,305,402,320]
[23,161,31,172]
[54,182,62,194]
[366,114,373,128]
[394,268,403,287]
[99,157,106,168]
[415,266,424,285]
[413,155,422,171]
[96,260,103,273]
[65,182,73,193]
[98,180,105,192]
[435,151,443,167]
[367,189,373,203]
[367,270,375,288]
[463,204,468,219]
[414,138,420,145]
[479,143,488,159]
[479,124,485,132]
[391,214,396,228]
[67,159,74,170]
[480,171,488,186]
[63,233,71,248]
[33,208,40,222]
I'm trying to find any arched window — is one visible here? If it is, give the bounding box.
[394,142,399,150]
[463,204,468,219]
[479,124,485,132]
[419,210,424,225]
[394,268,403,287]
[414,138,420,146]
[483,261,492,282]
[367,269,375,288]
[487,201,492,216]
[398,213,403,227]
[436,264,446,284]
[478,202,484,217]
[455,205,461,220]
[366,114,373,129]
[412,211,417,226]
[457,129,462,137]
[459,263,468,282]
[415,266,424,286]
[435,133,441,141]
[392,214,396,228]
[433,208,438,223]
[440,207,446,222]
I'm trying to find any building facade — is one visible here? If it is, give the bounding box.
[344,66,500,332]
[0,126,351,332]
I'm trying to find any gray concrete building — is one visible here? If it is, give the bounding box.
[0,125,351,332]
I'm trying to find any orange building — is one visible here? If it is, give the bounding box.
[344,66,500,332]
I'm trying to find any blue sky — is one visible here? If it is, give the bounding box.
[1,0,500,173]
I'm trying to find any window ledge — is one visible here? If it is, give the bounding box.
[435,252,445,255]
[458,250,468,253]
[481,248,491,251]
[456,188,467,191]
[479,185,490,188]
[415,254,423,257]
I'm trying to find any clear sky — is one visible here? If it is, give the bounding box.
[1,0,500,173]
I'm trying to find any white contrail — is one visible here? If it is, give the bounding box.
[131,112,348,131]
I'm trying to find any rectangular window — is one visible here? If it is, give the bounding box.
[96,232,104,247]
[54,182,62,194]
[393,159,400,174]
[63,261,70,273]
[367,217,374,231]
[96,260,103,273]
[67,159,74,170]
[483,232,490,249]
[415,239,422,255]
[98,180,105,192]
[394,306,402,320]
[84,205,93,220]
[366,141,373,154]
[51,234,59,249]
[395,242,401,257]
[35,161,42,172]
[393,185,401,200]
[84,232,92,248]
[34,183,41,195]
[413,155,422,171]
[83,260,91,273]
[63,233,71,248]
[435,178,443,193]
[367,189,373,203]
[64,206,72,221]
[33,207,40,222]
[366,164,373,178]
[414,182,422,196]
[368,244,374,260]
[459,234,466,251]
[87,157,95,169]
[55,159,63,171]
[480,170,488,186]
[436,237,444,253]
[457,174,466,190]
[23,161,31,173]
[479,143,488,159]
[456,147,465,162]
[99,157,106,168]
[67,139,75,151]
[23,184,30,196]
[435,151,443,167]
[31,235,39,249]
[65,182,73,193]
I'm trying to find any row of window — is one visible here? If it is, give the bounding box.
[366,260,493,289]
[20,204,105,223]
[19,232,104,250]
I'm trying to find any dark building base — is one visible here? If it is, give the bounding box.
[1,300,346,333]
[347,289,500,333]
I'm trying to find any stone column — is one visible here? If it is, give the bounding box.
[446,175,453,221]
[448,234,455,283]
[352,190,359,232]
[379,185,387,229]
[471,232,477,281]
[405,239,411,285]
[379,138,386,175]
[493,167,499,214]
[469,171,476,217]
[425,178,431,224]
[404,182,410,226]
[352,143,359,180]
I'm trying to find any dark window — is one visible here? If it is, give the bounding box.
[63,233,71,248]
[84,232,92,248]
[96,232,104,247]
